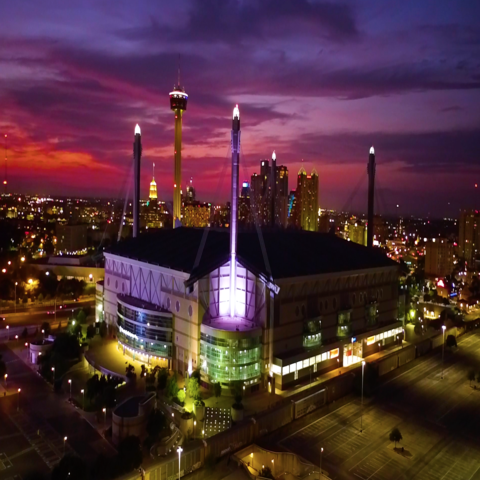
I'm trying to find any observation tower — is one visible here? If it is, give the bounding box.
[169,76,188,227]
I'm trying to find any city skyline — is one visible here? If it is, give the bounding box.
[0,1,479,216]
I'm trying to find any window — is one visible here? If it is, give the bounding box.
[297,361,303,371]
[325,300,329,310]
[290,363,297,372]
[316,355,322,363]
[303,359,309,369]
[175,301,180,313]
[352,293,356,305]
[321,352,329,362]
[366,336,375,346]
[330,348,339,358]
[282,366,290,376]
[309,357,315,366]
[166,298,171,309]
[188,305,193,317]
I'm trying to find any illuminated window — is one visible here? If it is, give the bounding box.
[316,355,322,363]
[330,348,339,358]
[282,366,290,376]
[366,336,375,346]
[309,357,315,366]
[290,363,297,372]
[297,361,303,371]
[303,359,309,369]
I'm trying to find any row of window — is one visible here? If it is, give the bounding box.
[117,331,172,356]
[118,304,173,329]
[200,333,261,350]
[200,343,260,365]
[117,317,173,343]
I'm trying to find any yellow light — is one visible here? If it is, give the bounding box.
[28,279,33,284]
[20,257,25,262]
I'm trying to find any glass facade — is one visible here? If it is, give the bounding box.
[200,332,261,384]
[116,301,173,358]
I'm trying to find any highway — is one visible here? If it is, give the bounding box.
[261,330,480,480]
[0,299,95,329]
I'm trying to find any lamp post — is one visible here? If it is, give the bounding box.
[51,367,55,384]
[103,407,107,424]
[14,282,17,313]
[271,459,274,476]
[68,379,72,399]
[361,361,365,432]
[320,447,323,478]
[194,420,196,439]
[17,388,21,411]
[63,436,67,455]
[441,325,446,379]
[177,446,183,480]
[4,373,7,389]
[202,429,205,438]
[81,389,85,410]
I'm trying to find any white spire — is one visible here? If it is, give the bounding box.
[233,104,240,120]
[370,146,374,155]
[135,124,141,135]
[272,150,276,161]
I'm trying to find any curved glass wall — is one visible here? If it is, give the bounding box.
[116,295,173,358]
[200,332,261,385]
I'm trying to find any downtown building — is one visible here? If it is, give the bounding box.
[290,167,319,231]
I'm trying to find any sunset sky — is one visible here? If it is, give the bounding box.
[1,1,479,216]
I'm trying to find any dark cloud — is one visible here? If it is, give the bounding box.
[122,0,357,45]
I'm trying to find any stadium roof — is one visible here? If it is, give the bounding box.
[107,228,397,286]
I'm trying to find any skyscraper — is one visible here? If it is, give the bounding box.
[186,177,196,202]
[294,167,319,231]
[274,163,289,227]
[169,76,188,228]
[149,162,157,200]
[250,162,271,226]
[459,209,479,266]
[239,181,251,225]
[367,146,376,248]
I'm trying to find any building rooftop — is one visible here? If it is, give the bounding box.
[118,294,171,314]
[108,228,397,284]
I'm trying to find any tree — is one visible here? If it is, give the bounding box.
[71,322,82,338]
[446,335,457,348]
[177,389,186,404]
[191,368,201,382]
[260,466,275,480]
[468,370,475,387]
[37,293,44,303]
[76,309,87,324]
[51,454,88,480]
[125,363,136,380]
[86,324,96,339]
[389,427,403,448]
[213,382,222,403]
[41,321,51,336]
[21,327,28,339]
[102,385,116,409]
[231,381,244,404]
[187,376,201,400]
[52,333,80,359]
[165,374,179,400]
[146,409,166,440]
[98,321,107,338]
[157,368,168,390]
[117,435,143,472]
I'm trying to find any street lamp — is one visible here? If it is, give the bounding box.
[28,279,33,284]
[177,447,183,480]
[81,389,85,410]
[51,367,55,383]
[20,257,25,262]
[441,325,446,379]
[320,447,324,478]
[4,373,7,389]
[194,420,196,439]
[271,459,274,476]
[68,379,72,399]
[202,429,205,438]
[361,361,365,432]
[103,407,107,423]
[14,282,17,313]
[63,436,67,455]
[17,388,21,411]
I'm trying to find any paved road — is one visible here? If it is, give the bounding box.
[0,343,116,479]
[263,331,480,480]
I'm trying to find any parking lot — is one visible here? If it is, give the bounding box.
[278,331,480,480]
